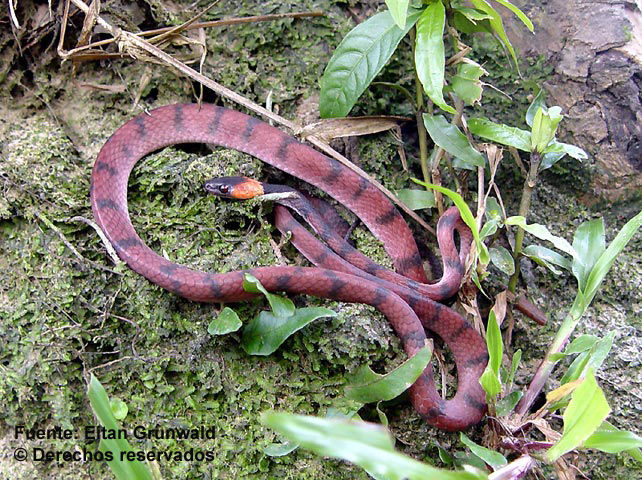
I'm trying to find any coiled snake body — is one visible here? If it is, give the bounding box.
[90,103,488,431]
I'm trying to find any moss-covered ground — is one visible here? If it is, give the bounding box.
[0,1,640,479]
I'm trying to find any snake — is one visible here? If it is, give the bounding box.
[90,103,488,431]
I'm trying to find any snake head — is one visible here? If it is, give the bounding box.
[204,176,264,200]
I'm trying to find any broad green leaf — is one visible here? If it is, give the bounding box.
[522,244,572,274]
[396,188,435,210]
[451,62,485,106]
[320,9,421,118]
[549,353,567,362]
[242,307,336,356]
[469,0,519,71]
[492,0,534,31]
[453,7,493,23]
[540,151,566,170]
[583,422,642,454]
[460,433,507,469]
[480,310,502,399]
[88,376,154,480]
[581,210,642,307]
[495,390,522,417]
[412,178,489,265]
[452,9,493,34]
[559,351,591,386]
[243,273,295,318]
[264,441,299,457]
[415,1,455,113]
[423,114,485,170]
[546,370,611,462]
[525,89,546,127]
[564,334,598,355]
[262,412,487,480]
[489,246,515,276]
[561,332,615,385]
[543,141,588,161]
[479,217,501,240]
[385,0,409,29]
[208,307,242,335]
[345,345,432,403]
[485,197,502,219]
[571,219,606,292]
[110,398,128,421]
[467,117,531,151]
[505,217,576,258]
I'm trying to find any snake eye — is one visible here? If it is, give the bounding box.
[219,185,230,195]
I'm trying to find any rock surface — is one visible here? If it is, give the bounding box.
[504,0,642,201]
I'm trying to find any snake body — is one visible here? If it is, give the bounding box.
[90,103,488,431]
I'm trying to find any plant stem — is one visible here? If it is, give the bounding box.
[410,27,431,186]
[508,152,540,292]
[515,297,584,417]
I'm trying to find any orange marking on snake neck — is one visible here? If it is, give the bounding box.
[232,178,264,199]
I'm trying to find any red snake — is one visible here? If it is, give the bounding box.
[90,103,488,431]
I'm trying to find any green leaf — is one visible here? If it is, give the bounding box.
[264,441,299,457]
[507,349,522,387]
[453,7,493,23]
[451,62,485,106]
[396,188,435,210]
[208,307,242,335]
[469,0,519,71]
[451,9,493,34]
[411,178,489,265]
[559,351,591,386]
[385,0,409,29]
[543,141,588,161]
[549,353,567,362]
[467,117,531,151]
[581,210,642,307]
[531,106,563,153]
[345,345,432,403]
[546,370,611,462]
[479,310,502,399]
[243,273,295,318]
[320,9,421,118]
[485,197,502,219]
[110,398,128,421]
[261,412,487,480]
[242,307,336,356]
[495,390,522,417]
[492,0,534,31]
[522,244,572,275]
[505,217,577,258]
[423,114,485,170]
[88,376,154,480]
[479,216,501,240]
[415,1,454,114]
[489,246,515,276]
[583,422,642,454]
[525,89,547,127]
[561,332,615,385]
[460,433,507,469]
[571,219,606,292]
[564,334,598,355]
[540,151,566,170]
